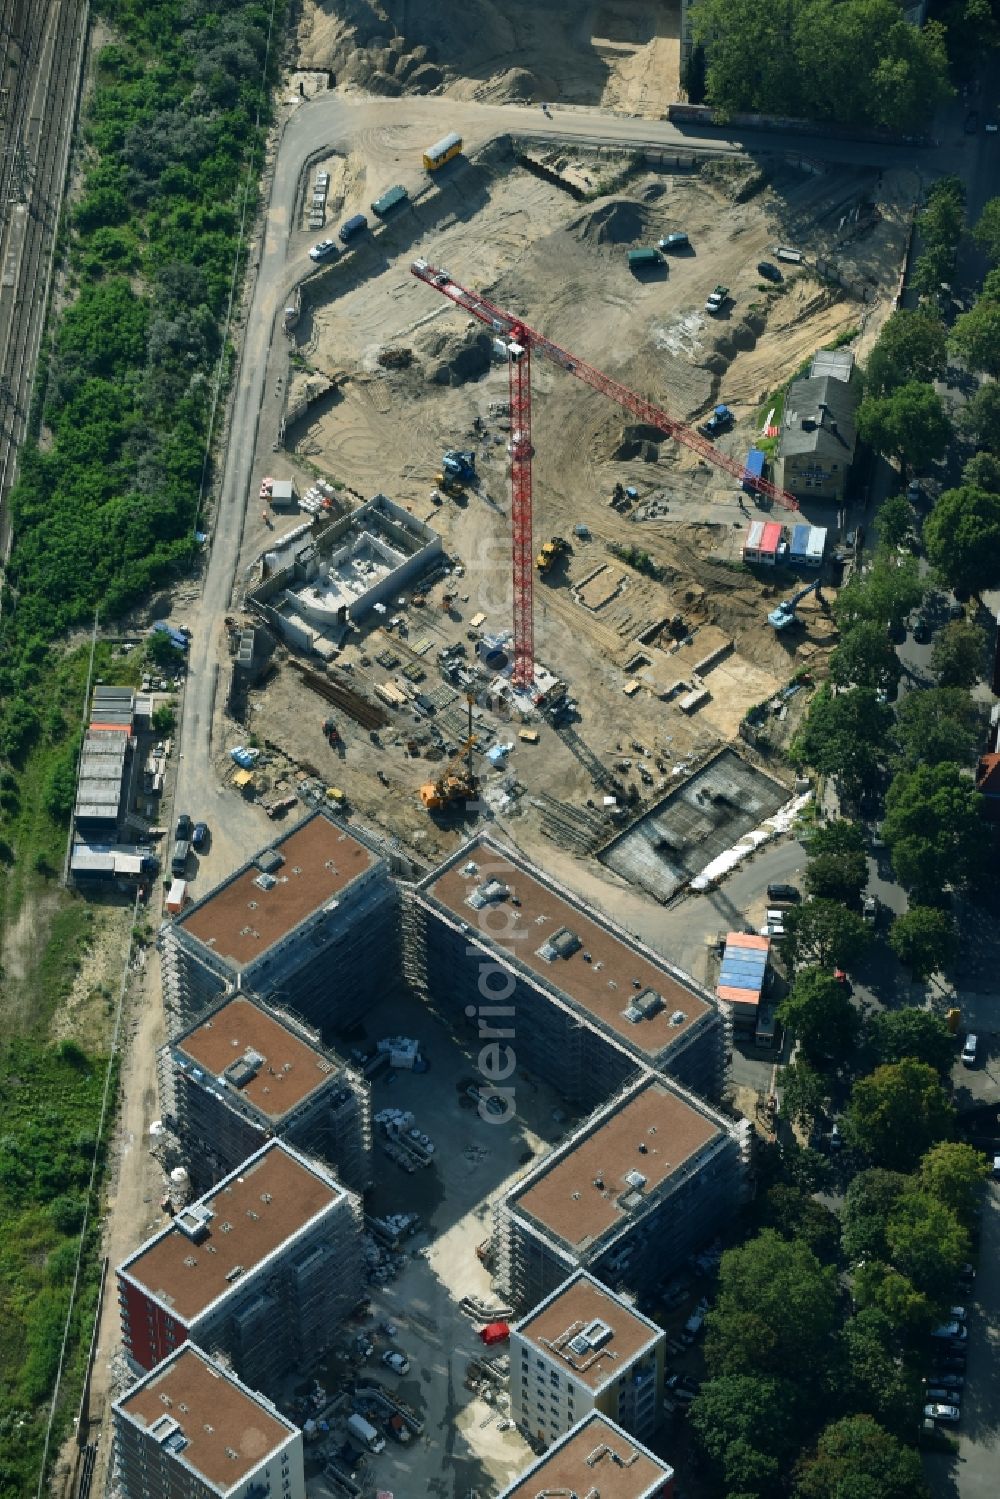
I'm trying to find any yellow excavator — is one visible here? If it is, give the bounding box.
[535,535,569,575]
[420,694,479,811]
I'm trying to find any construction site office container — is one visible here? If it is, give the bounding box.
[371,184,408,218]
[789,522,811,562]
[742,521,764,561]
[423,132,462,171]
[758,522,782,564]
[805,526,827,566]
[742,448,766,494]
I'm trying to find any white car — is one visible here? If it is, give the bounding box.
[924,1402,960,1425]
[381,1350,410,1375]
[309,238,338,262]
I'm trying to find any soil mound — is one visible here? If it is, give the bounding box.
[613,423,665,462]
[573,199,646,247]
[418,328,494,386]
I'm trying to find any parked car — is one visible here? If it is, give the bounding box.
[931,1320,967,1341]
[658,232,690,251]
[929,1373,964,1390]
[961,1034,978,1068]
[381,1350,410,1375]
[913,616,932,643]
[862,895,878,925]
[175,812,193,840]
[933,1354,967,1373]
[757,260,782,282]
[924,1402,961,1424]
[927,1387,961,1404]
[191,821,209,851]
[767,883,800,904]
[949,1306,968,1323]
[309,238,338,262]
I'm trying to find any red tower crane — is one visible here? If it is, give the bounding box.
[411,258,798,688]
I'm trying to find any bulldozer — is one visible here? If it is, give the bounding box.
[535,535,570,575]
[420,695,479,811]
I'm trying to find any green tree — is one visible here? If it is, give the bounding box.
[794,1415,930,1499]
[804,820,869,904]
[689,1374,802,1497]
[913,176,965,295]
[706,1229,839,1386]
[924,485,1000,594]
[866,1007,955,1075]
[758,1183,841,1263]
[930,617,987,688]
[151,703,176,733]
[828,619,901,692]
[972,197,1000,264]
[891,687,983,769]
[782,903,872,974]
[888,906,958,978]
[845,1058,954,1171]
[780,1058,829,1132]
[874,494,913,549]
[147,632,187,672]
[794,687,892,793]
[962,450,1000,491]
[777,967,860,1063]
[919,1140,990,1226]
[883,761,989,901]
[852,1258,932,1331]
[960,380,1000,452]
[865,306,947,397]
[950,298,1000,376]
[842,1168,909,1263]
[857,381,951,473]
[838,1309,925,1439]
[886,1189,969,1301]
[832,552,924,631]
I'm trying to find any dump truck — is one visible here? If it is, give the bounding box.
[535,536,570,574]
[705,284,729,315]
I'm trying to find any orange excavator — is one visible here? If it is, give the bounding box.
[420,694,479,811]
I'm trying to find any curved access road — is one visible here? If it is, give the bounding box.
[174,91,959,851]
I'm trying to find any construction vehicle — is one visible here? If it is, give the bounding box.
[768,578,822,631]
[322,717,340,745]
[698,404,734,439]
[420,694,478,811]
[442,449,476,483]
[411,260,797,688]
[434,471,466,499]
[535,535,569,574]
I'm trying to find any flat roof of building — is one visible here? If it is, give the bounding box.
[174,996,338,1121]
[514,1272,661,1391]
[116,1345,294,1492]
[419,837,713,1057]
[119,1142,343,1321]
[499,1414,673,1499]
[512,1079,722,1252]
[179,811,377,969]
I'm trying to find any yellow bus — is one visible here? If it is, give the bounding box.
[423,132,462,172]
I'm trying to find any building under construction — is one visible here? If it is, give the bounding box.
[497,1411,675,1499]
[113,1343,305,1499]
[492,1073,748,1313]
[117,1140,362,1396]
[403,836,729,1112]
[158,992,372,1196]
[160,809,401,1039]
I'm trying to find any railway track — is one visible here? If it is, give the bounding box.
[0,0,87,559]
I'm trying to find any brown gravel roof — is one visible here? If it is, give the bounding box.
[175,996,336,1121]
[501,1414,672,1499]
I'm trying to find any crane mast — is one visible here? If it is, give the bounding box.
[411,258,798,688]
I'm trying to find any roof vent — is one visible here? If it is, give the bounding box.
[624,1169,647,1191]
[467,879,509,909]
[224,1265,245,1283]
[255,848,285,874]
[174,1204,213,1242]
[253,872,277,892]
[669,1009,687,1026]
[537,926,582,962]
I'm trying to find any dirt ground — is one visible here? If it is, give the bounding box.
[236,144,908,868]
[297,0,682,116]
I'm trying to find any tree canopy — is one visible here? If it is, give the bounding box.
[842,1168,910,1263]
[865,306,947,397]
[794,687,892,793]
[857,381,951,473]
[882,761,989,901]
[692,0,951,130]
[888,906,958,978]
[960,380,1000,452]
[829,619,901,692]
[874,494,913,549]
[950,297,1000,376]
[777,967,861,1063]
[885,1188,969,1301]
[924,485,1000,594]
[866,1006,955,1075]
[803,820,870,904]
[706,1229,840,1386]
[930,617,988,688]
[782,902,872,973]
[832,552,924,631]
[779,1059,829,1132]
[689,1374,803,1497]
[794,1415,930,1499]
[837,1310,925,1439]
[891,687,983,769]
[972,196,1000,264]
[919,1140,990,1227]
[845,1058,954,1171]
